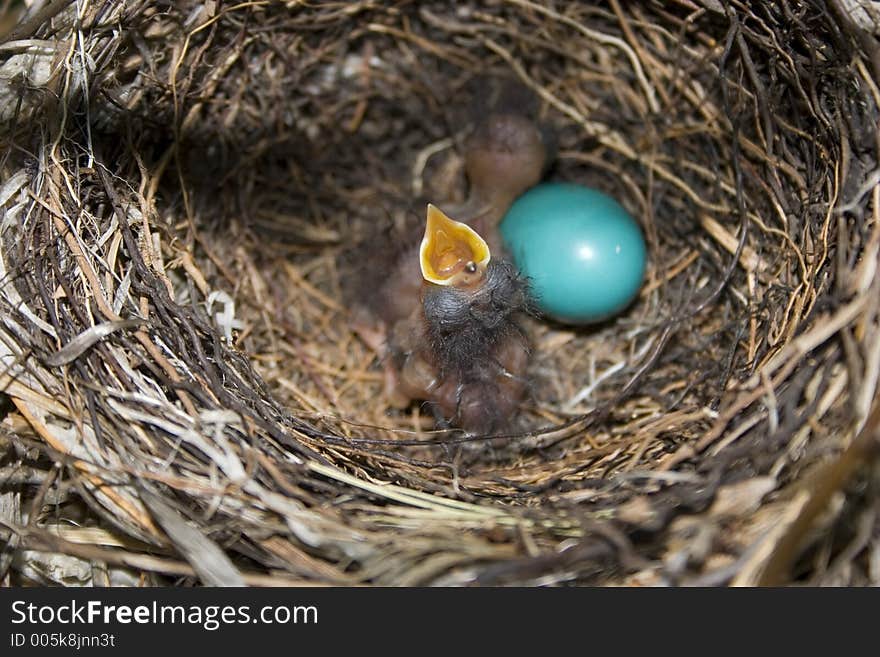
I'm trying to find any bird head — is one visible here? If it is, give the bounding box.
[464,113,550,207]
[420,204,490,288]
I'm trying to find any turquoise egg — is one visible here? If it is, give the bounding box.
[500,182,646,324]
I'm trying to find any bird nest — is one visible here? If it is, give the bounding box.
[1,0,880,586]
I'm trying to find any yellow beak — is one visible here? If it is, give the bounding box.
[419,204,491,286]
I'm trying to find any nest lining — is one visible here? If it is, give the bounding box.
[0,0,879,586]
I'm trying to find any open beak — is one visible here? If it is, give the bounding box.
[420,204,491,286]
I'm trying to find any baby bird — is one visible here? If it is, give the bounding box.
[388,205,532,434]
[371,112,551,332]
[456,111,551,252]
[349,111,551,433]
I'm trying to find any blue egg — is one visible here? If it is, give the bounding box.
[500,182,646,324]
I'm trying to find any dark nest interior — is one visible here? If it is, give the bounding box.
[1,0,880,586]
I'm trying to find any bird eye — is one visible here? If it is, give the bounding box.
[464,261,477,274]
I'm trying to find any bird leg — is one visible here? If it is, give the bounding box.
[349,308,411,408]
[349,307,387,355]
